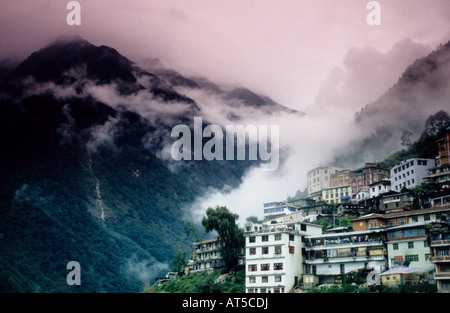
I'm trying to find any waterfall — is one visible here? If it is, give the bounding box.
[88,156,105,225]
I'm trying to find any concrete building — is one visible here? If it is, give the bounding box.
[380,267,434,287]
[369,180,391,199]
[189,238,224,272]
[385,222,434,270]
[245,221,322,293]
[390,158,434,192]
[424,127,450,185]
[427,221,450,293]
[263,202,300,218]
[330,170,352,188]
[322,185,351,205]
[305,229,387,284]
[307,166,343,201]
[350,163,390,197]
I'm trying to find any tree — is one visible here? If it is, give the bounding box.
[201,206,245,272]
[424,110,450,137]
[400,130,412,147]
[171,250,188,273]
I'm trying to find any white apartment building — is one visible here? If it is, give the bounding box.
[386,222,434,270]
[307,166,343,201]
[369,180,391,198]
[245,221,322,293]
[263,202,299,217]
[390,158,434,192]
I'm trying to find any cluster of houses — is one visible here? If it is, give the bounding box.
[185,127,450,293]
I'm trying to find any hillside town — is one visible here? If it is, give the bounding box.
[183,126,450,293]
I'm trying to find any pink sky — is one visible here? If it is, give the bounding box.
[1,0,449,110]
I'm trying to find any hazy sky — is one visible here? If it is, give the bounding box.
[1,0,450,221]
[1,0,449,110]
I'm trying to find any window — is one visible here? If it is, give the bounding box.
[424,214,431,221]
[262,235,269,242]
[249,237,256,243]
[289,246,295,254]
[274,263,283,270]
[404,229,418,238]
[439,250,449,257]
[289,234,294,241]
[398,219,406,226]
[408,242,414,249]
[393,243,398,250]
[274,276,282,282]
[412,216,418,223]
[261,264,270,271]
[275,234,282,241]
[389,230,403,239]
[248,264,257,272]
[262,276,268,283]
[249,277,256,283]
[262,247,269,254]
[260,288,267,293]
[405,255,419,262]
[249,248,256,255]
[274,246,282,254]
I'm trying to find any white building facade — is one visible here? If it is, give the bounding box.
[390,158,434,192]
[307,166,343,201]
[245,222,322,293]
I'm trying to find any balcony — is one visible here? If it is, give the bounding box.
[306,254,386,264]
[434,272,450,279]
[307,240,384,251]
[429,255,450,262]
[430,240,450,247]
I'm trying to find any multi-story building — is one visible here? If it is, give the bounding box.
[330,170,352,188]
[305,229,388,284]
[436,126,450,168]
[385,222,434,269]
[427,220,450,293]
[350,163,390,196]
[379,191,413,211]
[190,238,224,272]
[245,221,322,293]
[390,158,434,192]
[321,185,351,205]
[307,166,343,201]
[424,127,450,185]
[369,180,391,198]
[263,202,299,217]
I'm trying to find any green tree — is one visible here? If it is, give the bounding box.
[424,110,450,137]
[171,250,188,273]
[201,206,245,272]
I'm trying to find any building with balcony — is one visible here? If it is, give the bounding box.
[245,221,322,293]
[263,202,300,217]
[427,221,450,293]
[385,222,433,269]
[189,238,225,272]
[305,229,387,284]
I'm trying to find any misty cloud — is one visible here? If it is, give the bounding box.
[123,255,169,289]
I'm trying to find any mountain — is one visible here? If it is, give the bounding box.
[0,38,279,292]
[332,40,450,168]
